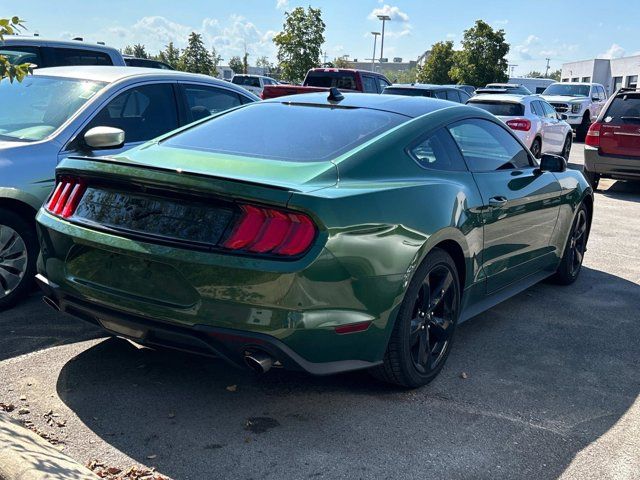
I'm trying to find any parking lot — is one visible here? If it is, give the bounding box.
[0,142,638,480]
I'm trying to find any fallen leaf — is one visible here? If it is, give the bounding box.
[19,395,26,401]
[0,403,15,412]
[460,372,469,379]
[18,407,30,415]
[167,412,175,419]
[106,466,121,475]
[147,454,157,460]
[226,385,237,392]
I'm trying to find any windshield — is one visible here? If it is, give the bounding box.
[383,87,431,97]
[232,76,261,87]
[0,76,105,142]
[467,101,524,116]
[305,71,358,90]
[0,76,105,141]
[164,102,407,162]
[543,84,590,97]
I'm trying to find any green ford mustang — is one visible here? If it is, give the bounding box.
[35,91,593,387]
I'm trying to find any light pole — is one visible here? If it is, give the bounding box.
[371,32,380,72]
[377,14,391,62]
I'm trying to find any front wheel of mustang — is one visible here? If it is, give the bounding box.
[372,248,460,388]
[551,203,589,285]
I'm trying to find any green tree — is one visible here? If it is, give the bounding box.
[382,68,417,84]
[273,6,325,83]
[525,70,543,78]
[228,56,243,74]
[158,42,181,69]
[179,32,213,74]
[416,41,455,84]
[242,52,249,74]
[548,69,561,81]
[210,46,222,77]
[0,17,31,82]
[450,20,510,87]
[255,55,273,74]
[333,57,350,68]
[132,43,148,59]
[122,45,134,55]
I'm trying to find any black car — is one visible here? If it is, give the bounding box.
[382,84,471,103]
[123,56,174,70]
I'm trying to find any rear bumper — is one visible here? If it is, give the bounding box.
[584,146,640,180]
[36,274,382,375]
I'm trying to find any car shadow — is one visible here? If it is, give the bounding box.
[0,293,104,362]
[55,266,640,479]
[600,180,640,203]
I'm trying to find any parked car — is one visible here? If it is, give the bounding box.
[0,37,125,67]
[123,55,173,70]
[584,87,640,188]
[508,77,555,94]
[231,74,280,96]
[467,94,573,159]
[35,91,593,388]
[261,68,391,99]
[0,66,258,309]
[383,84,471,103]
[444,84,476,96]
[541,82,607,141]
[475,83,532,95]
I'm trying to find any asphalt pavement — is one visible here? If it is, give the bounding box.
[0,143,638,480]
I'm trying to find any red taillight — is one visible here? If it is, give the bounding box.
[45,177,86,218]
[506,118,532,131]
[335,321,372,335]
[585,122,602,148]
[223,204,317,257]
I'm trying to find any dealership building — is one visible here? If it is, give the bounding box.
[561,55,640,94]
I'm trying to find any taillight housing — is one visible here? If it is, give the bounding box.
[45,177,87,219]
[585,122,602,148]
[506,118,532,131]
[223,204,317,257]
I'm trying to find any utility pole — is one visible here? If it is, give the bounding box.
[377,14,391,62]
[370,32,380,72]
[322,51,328,65]
[545,58,551,78]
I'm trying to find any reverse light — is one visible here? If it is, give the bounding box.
[45,177,86,218]
[585,122,602,148]
[506,118,532,131]
[223,204,317,257]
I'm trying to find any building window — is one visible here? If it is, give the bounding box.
[571,77,579,82]
[627,75,638,89]
[581,76,591,83]
[612,76,623,92]
[562,78,569,82]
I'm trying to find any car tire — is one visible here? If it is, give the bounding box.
[530,138,542,159]
[576,113,590,142]
[371,248,460,388]
[0,208,38,310]
[583,167,600,190]
[551,203,589,285]
[561,134,572,161]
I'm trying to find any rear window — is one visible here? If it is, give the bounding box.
[305,71,357,90]
[605,93,640,121]
[163,102,407,162]
[467,101,524,116]
[232,76,261,88]
[383,87,431,97]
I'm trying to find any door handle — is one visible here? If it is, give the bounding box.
[488,196,508,208]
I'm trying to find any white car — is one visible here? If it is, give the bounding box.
[231,74,280,96]
[467,94,573,160]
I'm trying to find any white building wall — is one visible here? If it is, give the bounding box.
[562,55,640,95]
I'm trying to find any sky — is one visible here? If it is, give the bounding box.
[6,0,639,76]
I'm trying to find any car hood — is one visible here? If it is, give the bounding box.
[108,142,338,193]
[542,95,587,103]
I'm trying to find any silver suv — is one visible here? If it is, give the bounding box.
[541,82,608,140]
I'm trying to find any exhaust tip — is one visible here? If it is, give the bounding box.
[244,351,273,374]
[42,296,60,312]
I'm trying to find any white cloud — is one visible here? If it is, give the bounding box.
[368,4,412,41]
[493,19,509,26]
[276,0,289,9]
[598,43,625,59]
[368,4,410,22]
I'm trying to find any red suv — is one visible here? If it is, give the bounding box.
[584,88,640,189]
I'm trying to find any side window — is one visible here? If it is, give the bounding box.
[459,91,471,103]
[598,86,606,100]
[541,102,558,119]
[409,129,467,171]
[434,90,447,100]
[448,119,532,171]
[0,45,43,67]
[445,90,460,103]
[183,85,243,122]
[85,83,178,144]
[530,101,542,117]
[377,77,391,93]
[54,48,113,66]
[361,76,378,93]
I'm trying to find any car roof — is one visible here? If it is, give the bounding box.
[550,82,600,86]
[263,91,461,118]
[386,83,454,91]
[33,65,225,84]
[0,36,120,53]
[486,83,521,88]
[469,94,537,103]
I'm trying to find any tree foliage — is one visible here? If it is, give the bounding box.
[179,32,213,75]
[158,42,181,69]
[0,17,32,82]
[273,6,325,83]
[417,41,455,84]
[333,57,350,69]
[548,69,561,81]
[450,20,509,87]
[524,70,543,78]
[228,56,243,74]
[210,46,222,77]
[382,68,417,85]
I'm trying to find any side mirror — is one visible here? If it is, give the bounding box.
[83,126,125,149]
[592,96,599,102]
[538,154,567,173]
[559,113,568,120]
